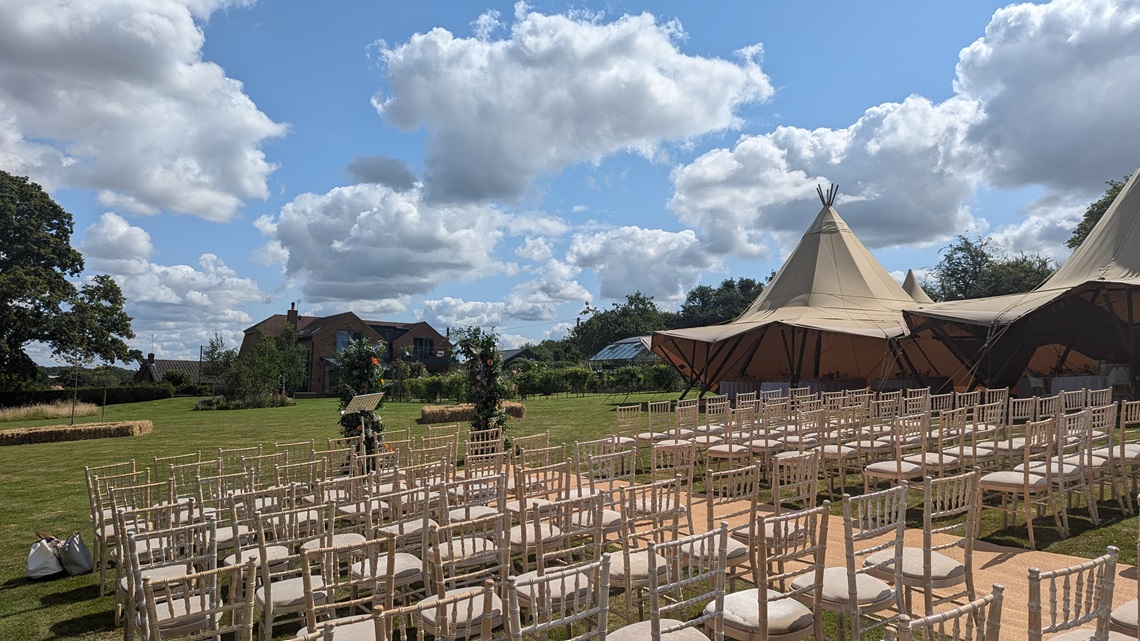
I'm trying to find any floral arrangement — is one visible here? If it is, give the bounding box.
[336,339,387,444]
[455,327,509,434]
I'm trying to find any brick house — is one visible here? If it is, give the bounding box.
[241,304,453,394]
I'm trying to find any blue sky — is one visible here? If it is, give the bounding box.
[3,0,1139,363]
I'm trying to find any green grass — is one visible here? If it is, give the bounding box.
[0,392,1135,640]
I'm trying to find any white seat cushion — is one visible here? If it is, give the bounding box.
[609,549,667,584]
[790,566,893,608]
[432,536,498,566]
[511,568,591,606]
[714,588,814,638]
[979,470,1048,491]
[610,620,709,641]
[1111,599,1138,631]
[301,532,366,555]
[903,452,959,468]
[419,588,503,633]
[571,508,623,532]
[508,523,562,549]
[256,575,325,610]
[865,460,923,477]
[222,545,288,568]
[296,617,374,640]
[864,548,965,584]
[677,534,748,566]
[377,518,438,538]
[351,551,422,585]
[449,505,500,522]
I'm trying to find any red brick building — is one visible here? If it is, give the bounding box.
[240,304,452,394]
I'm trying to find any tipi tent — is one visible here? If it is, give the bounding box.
[903,269,935,304]
[901,167,1140,389]
[651,186,963,392]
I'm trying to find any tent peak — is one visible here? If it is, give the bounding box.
[816,183,839,207]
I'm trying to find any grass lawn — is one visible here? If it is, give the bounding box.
[0,392,1135,640]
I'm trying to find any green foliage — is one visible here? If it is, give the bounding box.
[158,370,202,395]
[0,171,134,390]
[386,358,427,402]
[568,292,667,359]
[38,364,135,388]
[455,326,508,433]
[202,327,309,409]
[0,383,174,408]
[561,367,595,396]
[1067,175,1129,249]
[672,277,763,328]
[523,339,584,363]
[931,235,1055,301]
[335,339,386,439]
[644,363,683,392]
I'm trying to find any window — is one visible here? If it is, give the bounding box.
[335,330,362,355]
[413,337,435,359]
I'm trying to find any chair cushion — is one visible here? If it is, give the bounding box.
[864,548,965,583]
[432,536,499,566]
[709,444,752,457]
[1013,460,1083,478]
[790,566,893,607]
[610,620,709,641]
[505,498,551,514]
[678,534,748,566]
[635,432,668,442]
[691,435,724,446]
[449,505,500,522]
[571,508,623,532]
[119,563,191,592]
[351,551,422,584]
[609,549,668,583]
[508,523,562,549]
[713,588,814,637]
[301,532,366,555]
[376,517,438,538]
[1047,627,1135,641]
[419,588,503,633]
[222,545,289,568]
[748,440,784,453]
[296,617,375,640]
[864,460,923,477]
[511,568,591,606]
[1111,599,1138,631]
[819,445,857,459]
[256,575,325,610]
[978,471,1048,491]
[902,452,959,468]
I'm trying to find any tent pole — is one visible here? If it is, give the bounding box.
[1129,290,1137,399]
[812,332,823,379]
[701,335,748,393]
[733,326,771,380]
[794,327,810,387]
[779,325,796,385]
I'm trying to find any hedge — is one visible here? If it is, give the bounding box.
[0,384,175,408]
[0,420,154,446]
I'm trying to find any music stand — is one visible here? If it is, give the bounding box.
[342,392,385,452]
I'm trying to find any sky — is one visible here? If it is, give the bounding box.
[3,0,1140,364]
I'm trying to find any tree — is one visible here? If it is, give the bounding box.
[931,235,1055,301]
[1067,175,1129,249]
[201,327,308,407]
[567,292,666,358]
[0,171,87,389]
[672,277,763,328]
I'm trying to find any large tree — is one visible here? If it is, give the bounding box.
[671,277,763,329]
[567,292,666,358]
[931,235,1055,301]
[0,171,134,389]
[1066,175,1130,249]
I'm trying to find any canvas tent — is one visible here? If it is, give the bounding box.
[651,186,963,393]
[903,269,935,304]
[901,167,1140,390]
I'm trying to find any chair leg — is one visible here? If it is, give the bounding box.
[1025,491,1036,550]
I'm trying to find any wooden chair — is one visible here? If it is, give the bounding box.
[611,477,687,622]
[421,513,511,639]
[297,534,400,634]
[441,471,508,524]
[275,439,315,463]
[771,450,820,514]
[886,584,1005,641]
[609,524,728,641]
[135,558,259,641]
[90,468,150,594]
[579,448,637,537]
[868,471,980,615]
[117,505,213,636]
[512,493,605,600]
[465,429,505,459]
[717,502,829,641]
[512,432,550,453]
[253,503,338,640]
[506,556,611,641]
[708,405,756,470]
[1028,547,1119,641]
[1110,515,1140,636]
[810,483,907,641]
[217,445,262,475]
[692,461,761,586]
[615,404,644,445]
[864,412,927,492]
[978,417,1060,549]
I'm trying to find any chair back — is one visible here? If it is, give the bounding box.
[615,405,642,440]
[506,557,611,641]
[887,585,1005,641]
[751,502,830,641]
[647,401,672,434]
[140,558,258,641]
[647,524,728,641]
[771,450,819,512]
[1027,547,1118,641]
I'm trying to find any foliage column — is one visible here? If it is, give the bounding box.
[336,339,386,451]
[456,327,508,433]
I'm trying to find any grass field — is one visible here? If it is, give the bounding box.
[0,392,1134,640]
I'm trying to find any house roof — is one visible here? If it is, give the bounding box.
[136,359,221,385]
[501,348,536,363]
[589,336,652,362]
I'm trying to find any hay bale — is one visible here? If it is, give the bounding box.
[0,420,154,446]
[420,402,526,424]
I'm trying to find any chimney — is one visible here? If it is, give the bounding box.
[147,353,155,364]
[287,302,298,329]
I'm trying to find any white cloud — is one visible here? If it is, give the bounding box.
[957,0,1140,192]
[79,214,267,359]
[669,95,985,258]
[258,184,509,311]
[567,226,718,301]
[498,333,529,349]
[374,6,773,202]
[516,237,554,263]
[0,0,285,221]
[987,193,1084,260]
